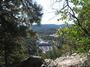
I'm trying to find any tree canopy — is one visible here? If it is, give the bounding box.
[56,0,90,36]
[0,0,43,65]
[55,0,90,54]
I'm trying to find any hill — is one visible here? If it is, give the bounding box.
[32,24,65,35]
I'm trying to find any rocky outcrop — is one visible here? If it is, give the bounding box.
[16,56,44,67]
[44,53,90,67]
[0,56,44,67]
[17,57,43,67]
[0,54,90,67]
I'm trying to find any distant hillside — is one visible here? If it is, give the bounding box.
[32,24,66,35]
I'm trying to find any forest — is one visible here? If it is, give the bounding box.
[0,0,90,67]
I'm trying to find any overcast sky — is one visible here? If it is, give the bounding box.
[36,0,64,25]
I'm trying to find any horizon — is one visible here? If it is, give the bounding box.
[33,23,65,25]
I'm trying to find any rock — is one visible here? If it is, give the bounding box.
[44,59,57,67]
[44,54,90,67]
[0,56,44,67]
[81,54,90,67]
[55,55,81,67]
[16,56,44,67]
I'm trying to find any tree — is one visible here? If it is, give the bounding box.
[54,0,90,54]
[0,0,43,66]
[56,25,90,54]
[55,0,90,36]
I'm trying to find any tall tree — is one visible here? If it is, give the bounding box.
[55,0,90,54]
[55,0,90,36]
[0,0,43,66]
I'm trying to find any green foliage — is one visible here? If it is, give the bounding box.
[55,0,90,55]
[56,0,90,35]
[45,46,61,59]
[78,4,90,33]
[56,25,90,54]
[0,0,43,65]
[38,43,62,59]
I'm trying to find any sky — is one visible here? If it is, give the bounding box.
[36,0,64,25]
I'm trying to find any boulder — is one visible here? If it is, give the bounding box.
[0,56,44,67]
[15,56,44,67]
[44,54,90,67]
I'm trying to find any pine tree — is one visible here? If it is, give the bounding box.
[0,0,43,66]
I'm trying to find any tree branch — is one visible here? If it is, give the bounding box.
[66,0,90,36]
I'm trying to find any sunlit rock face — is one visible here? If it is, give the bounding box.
[44,53,90,67]
[36,39,52,53]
